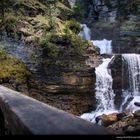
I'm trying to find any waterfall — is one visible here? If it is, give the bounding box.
[79,24,91,40]
[80,23,116,123]
[95,58,115,112]
[120,54,140,113]
[68,0,76,7]
[91,39,112,54]
[81,57,117,123]
[79,24,112,54]
[122,54,140,94]
[80,24,140,124]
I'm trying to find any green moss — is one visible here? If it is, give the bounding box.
[0,47,30,85]
[39,33,59,58]
[66,19,81,34]
[3,13,18,37]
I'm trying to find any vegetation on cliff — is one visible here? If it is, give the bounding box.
[0,0,92,57]
[0,44,30,91]
[0,0,99,115]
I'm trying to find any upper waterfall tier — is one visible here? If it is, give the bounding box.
[79,24,91,40]
[79,24,112,54]
[91,39,112,54]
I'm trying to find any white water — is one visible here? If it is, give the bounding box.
[68,0,76,7]
[91,39,112,54]
[120,54,140,113]
[122,54,140,94]
[80,24,140,124]
[81,57,117,123]
[79,24,91,40]
[80,24,116,123]
[79,24,112,54]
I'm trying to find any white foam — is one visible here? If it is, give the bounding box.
[81,57,117,123]
[91,39,112,54]
[79,24,91,40]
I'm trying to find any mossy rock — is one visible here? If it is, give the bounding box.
[0,47,30,89]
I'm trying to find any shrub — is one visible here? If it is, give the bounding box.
[4,14,18,37]
[40,34,59,58]
[61,30,88,56]
[66,19,82,34]
[70,34,88,55]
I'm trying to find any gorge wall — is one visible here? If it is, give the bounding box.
[0,0,100,116]
[75,0,140,53]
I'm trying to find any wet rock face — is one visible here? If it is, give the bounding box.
[25,42,100,115]
[77,0,139,23]
[77,0,116,23]
[0,39,99,115]
[29,64,97,115]
[108,55,123,109]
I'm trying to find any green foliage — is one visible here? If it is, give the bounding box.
[66,19,82,34]
[40,33,59,58]
[62,29,88,55]
[0,47,30,85]
[47,3,60,28]
[72,3,84,20]
[4,14,18,37]
[70,34,88,55]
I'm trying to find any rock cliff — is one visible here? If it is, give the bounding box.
[0,0,100,115]
[75,0,140,53]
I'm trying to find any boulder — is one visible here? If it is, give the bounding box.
[117,112,127,121]
[96,113,118,127]
[134,102,140,107]
[108,114,140,135]
[109,55,123,109]
[134,110,140,117]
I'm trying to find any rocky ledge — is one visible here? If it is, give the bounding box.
[94,103,140,135]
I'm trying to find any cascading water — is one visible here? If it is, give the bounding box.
[68,0,76,7]
[122,54,140,94]
[79,24,117,123]
[120,54,140,113]
[81,57,117,123]
[79,24,140,124]
[79,24,91,40]
[79,24,112,54]
[95,57,115,112]
[91,39,112,54]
